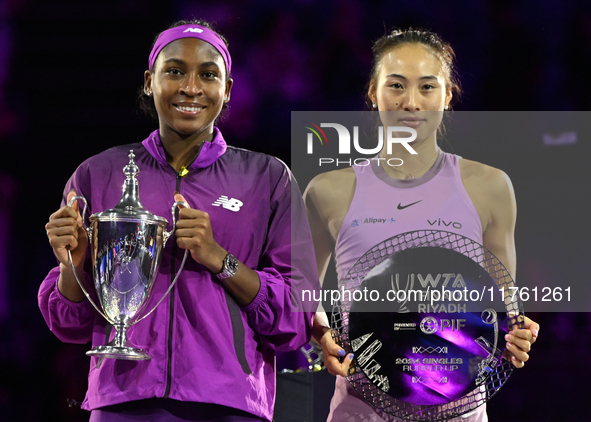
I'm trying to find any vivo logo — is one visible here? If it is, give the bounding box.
[427,218,462,229]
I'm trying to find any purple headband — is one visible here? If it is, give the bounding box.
[148,24,232,75]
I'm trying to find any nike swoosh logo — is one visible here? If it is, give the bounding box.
[397,200,422,210]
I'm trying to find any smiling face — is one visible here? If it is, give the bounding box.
[368,43,452,145]
[144,37,233,143]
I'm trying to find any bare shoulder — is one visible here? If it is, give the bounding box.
[304,167,356,208]
[303,167,356,236]
[459,158,516,231]
[459,158,514,198]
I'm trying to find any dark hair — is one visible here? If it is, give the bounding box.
[138,19,230,120]
[364,28,462,110]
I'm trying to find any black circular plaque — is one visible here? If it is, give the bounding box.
[331,230,524,421]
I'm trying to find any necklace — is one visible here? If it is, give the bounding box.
[385,149,440,180]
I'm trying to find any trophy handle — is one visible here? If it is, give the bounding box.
[132,250,188,325]
[132,200,189,325]
[66,195,111,322]
[163,200,189,245]
[68,195,89,231]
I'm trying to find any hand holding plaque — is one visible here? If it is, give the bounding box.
[331,230,525,421]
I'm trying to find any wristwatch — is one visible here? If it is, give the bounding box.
[216,253,239,280]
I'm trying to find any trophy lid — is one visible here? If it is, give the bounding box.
[91,150,168,224]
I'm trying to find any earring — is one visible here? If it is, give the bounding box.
[145,90,152,96]
[372,103,377,108]
[444,105,449,110]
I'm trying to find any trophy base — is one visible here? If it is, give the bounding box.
[86,345,152,360]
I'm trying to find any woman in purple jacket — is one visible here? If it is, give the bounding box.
[40,19,318,422]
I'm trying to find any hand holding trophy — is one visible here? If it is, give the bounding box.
[66,150,188,360]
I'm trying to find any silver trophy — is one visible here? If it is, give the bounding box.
[68,150,188,360]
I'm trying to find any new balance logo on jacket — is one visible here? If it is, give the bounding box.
[212,196,243,212]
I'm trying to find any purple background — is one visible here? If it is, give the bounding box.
[0,0,589,420]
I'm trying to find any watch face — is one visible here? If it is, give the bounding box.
[228,256,238,275]
[227,255,239,273]
[217,253,238,279]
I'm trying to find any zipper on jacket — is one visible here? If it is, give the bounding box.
[164,171,184,398]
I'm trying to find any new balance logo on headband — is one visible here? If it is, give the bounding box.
[183,28,204,33]
[212,196,243,212]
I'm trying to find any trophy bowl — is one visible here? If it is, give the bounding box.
[68,150,188,360]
